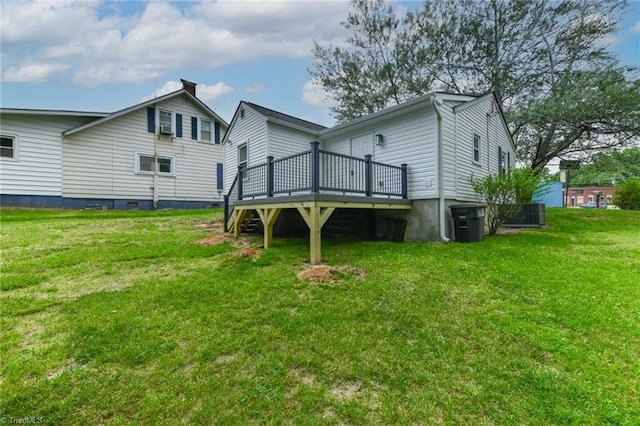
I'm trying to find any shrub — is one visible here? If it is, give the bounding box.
[471,169,543,235]
[614,179,640,210]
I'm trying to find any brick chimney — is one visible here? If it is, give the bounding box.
[181,79,197,97]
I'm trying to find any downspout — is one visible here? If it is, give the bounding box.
[432,97,449,242]
[153,105,159,210]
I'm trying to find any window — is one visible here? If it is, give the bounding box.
[238,144,248,169]
[473,134,481,163]
[136,153,174,175]
[1,135,16,159]
[240,108,245,119]
[159,109,173,134]
[499,147,508,175]
[200,119,212,142]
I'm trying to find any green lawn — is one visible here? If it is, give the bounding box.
[1,207,639,424]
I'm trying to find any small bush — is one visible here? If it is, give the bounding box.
[614,179,640,210]
[471,169,543,235]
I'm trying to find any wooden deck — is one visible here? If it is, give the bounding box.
[224,142,410,264]
[227,194,411,264]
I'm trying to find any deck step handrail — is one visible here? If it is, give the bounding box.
[223,173,238,232]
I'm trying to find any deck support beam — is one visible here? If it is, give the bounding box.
[233,209,249,238]
[297,206,335,265]
[256,208,281,249]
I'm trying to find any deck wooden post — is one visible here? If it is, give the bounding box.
[234,209,248,238]
[297,205,335,265]
[256,208,281,249]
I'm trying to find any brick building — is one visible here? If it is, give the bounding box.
[565,186,615,207]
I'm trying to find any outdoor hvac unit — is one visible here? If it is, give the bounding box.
[159,125,173,135]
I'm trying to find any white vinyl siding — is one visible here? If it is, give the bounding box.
[322,106,437,199]
[222,105,266,192]
[0,114,95,196]
[63,95,224,202]
[267,123,317,159]
[454,96,514,200]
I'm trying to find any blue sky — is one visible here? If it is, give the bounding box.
[1,1,639,128]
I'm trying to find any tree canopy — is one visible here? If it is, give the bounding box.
[569,148,640,186]
[310,0,640,172]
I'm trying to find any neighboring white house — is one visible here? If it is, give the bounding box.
[1,80,228,209]
[223,92,515,242]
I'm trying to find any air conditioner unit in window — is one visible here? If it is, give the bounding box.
[159,125,173,135]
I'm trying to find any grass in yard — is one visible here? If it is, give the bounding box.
[1,207,639,424]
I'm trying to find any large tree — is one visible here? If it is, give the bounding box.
[310,0,640,172]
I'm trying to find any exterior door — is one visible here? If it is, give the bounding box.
[350,134,373,191]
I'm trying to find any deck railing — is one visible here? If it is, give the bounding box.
[224,141,407,227]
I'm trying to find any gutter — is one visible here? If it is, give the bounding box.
[432,97,449,242]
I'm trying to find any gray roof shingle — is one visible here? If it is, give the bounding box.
[245,102,327,132]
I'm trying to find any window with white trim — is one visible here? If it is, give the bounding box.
[136,153,174,175]
[1,135,16,159]
[473,133,481,163]
[200,119,212,142]
[158,109,173,134]
[238,144,248,169]
[499,148,508,175]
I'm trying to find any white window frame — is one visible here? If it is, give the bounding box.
[200,118,212,142]
[157,108,174,135]
[1,134,18,160]
[238,144,248,169]
[500,149,508,175]
[134,152,175,176]
[472,133,481,164]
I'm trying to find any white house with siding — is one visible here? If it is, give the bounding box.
[223,92,515,244]
[1,80,228,209]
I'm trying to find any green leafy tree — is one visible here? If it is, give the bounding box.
[570,148,640,186]
[310,0,640,172]
[614,179,640,210]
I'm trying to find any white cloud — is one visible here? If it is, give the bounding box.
[244,83,265,93]
[142,80,234,104]
[302,79,338,110]
[197,82,235,103]
[633,21,640,33]
[3,63,71,83]
[0,1,350,86]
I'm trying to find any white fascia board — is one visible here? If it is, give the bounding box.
[0,108,108,117]
[264,117,320,137]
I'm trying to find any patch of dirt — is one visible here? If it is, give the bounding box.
[330,381,362,401]
[297,265,366,284]
[215,353,238,363]
[195,222,225,233]
[230,247,262,260]
[196,234,231,245]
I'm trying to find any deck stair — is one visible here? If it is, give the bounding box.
[240,210,262,233]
